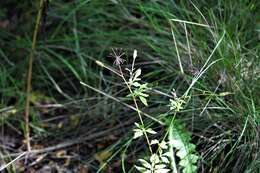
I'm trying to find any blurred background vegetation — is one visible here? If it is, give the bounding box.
[0,0,259,172]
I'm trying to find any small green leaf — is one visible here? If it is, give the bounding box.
[159,141,168,149]
[139,96,148,106]
[150,154,160,164]
[154,169,170,173]
[133,49,138,59]
[135,165,146,172]
[134,68,142,80]
[134,122,141,128]
[151,139,159,145]
[146,128,157,134]
[219,92,231,96]
[133,129,143,139]
[139,92,149,97]
[155,164,166,169]
[161,156,169,163]
[133,82,141,87]
[139,159,151,169]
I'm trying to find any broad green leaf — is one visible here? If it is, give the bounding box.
[167,120,199,173]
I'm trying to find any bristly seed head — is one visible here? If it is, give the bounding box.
[110,48,125,66]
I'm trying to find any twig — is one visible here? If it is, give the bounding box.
[0,152,27,171]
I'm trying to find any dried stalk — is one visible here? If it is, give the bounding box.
[24,0,45,151]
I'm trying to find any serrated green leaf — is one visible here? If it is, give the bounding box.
[167,120,199,173]
[168,139,183,148]
[183,165,197,173]
[176,148,187,158]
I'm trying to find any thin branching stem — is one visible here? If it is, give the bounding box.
[118,65,153,154]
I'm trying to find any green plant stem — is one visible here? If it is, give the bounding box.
[94,60,164,125]
[24,0,45,152]
[168,117,178,173]
[118,65,153,154]
[155,112,178,173]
